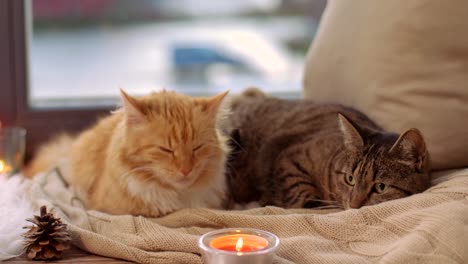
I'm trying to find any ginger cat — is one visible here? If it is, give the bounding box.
[26,89,230,217]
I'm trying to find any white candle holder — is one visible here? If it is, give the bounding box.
[198,228,280,264]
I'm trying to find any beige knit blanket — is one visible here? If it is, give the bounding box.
[26,169,468,264]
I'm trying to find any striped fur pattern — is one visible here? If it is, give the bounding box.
[226,88,430,209]
[26,89,230,217]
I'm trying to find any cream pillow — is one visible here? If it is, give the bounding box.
[303,0,468,170]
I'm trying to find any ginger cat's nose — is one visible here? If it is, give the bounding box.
[181,167,192,176]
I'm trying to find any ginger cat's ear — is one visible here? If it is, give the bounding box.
[120,89,146,125]
[202,90,229,115]
[338,113,364,153]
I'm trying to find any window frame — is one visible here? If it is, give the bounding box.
[0,0,109,160]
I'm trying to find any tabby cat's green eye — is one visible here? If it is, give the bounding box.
[345,174,356,186]
[375,182,387,193]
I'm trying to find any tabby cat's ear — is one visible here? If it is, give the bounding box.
[120,89,146,125]
[203,90,230,115]
[338,114,364,153]
[389,128,427,172]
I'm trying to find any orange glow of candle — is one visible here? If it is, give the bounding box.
[0,160,4,173]
[210,234,268,252]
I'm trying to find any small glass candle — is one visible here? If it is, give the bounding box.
[0,127,26,177]
[198,228,280,264]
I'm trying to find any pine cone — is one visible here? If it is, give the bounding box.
[23,206,71,260]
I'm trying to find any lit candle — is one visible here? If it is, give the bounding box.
[0,126,26,177]
[210,234,268,253]
[199,228,279,264]
[0,160,12,176]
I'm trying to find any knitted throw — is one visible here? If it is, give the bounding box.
[26,169,468,263]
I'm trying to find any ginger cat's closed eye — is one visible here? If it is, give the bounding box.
[26,89,231,217]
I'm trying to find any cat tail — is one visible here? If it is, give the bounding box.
[23,133,75,178]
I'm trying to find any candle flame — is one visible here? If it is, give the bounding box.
[235,237,243,252]
[0,160,4,173]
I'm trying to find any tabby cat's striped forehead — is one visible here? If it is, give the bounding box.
[344,132,416,167]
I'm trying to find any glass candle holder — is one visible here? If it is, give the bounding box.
[198,228,280,264]
[0,127,27,177]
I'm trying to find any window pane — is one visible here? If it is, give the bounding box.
[29,0,326,109]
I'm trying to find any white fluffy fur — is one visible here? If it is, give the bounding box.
[0,175,34,261]
[126,169,226,216]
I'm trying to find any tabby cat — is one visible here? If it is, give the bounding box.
[226,88,430,209]
[25,89,230,217]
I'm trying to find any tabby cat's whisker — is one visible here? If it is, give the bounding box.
[305,198,339,205]
[226,135,245,152]
[312,205,343,210]
[314,181,338,200]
